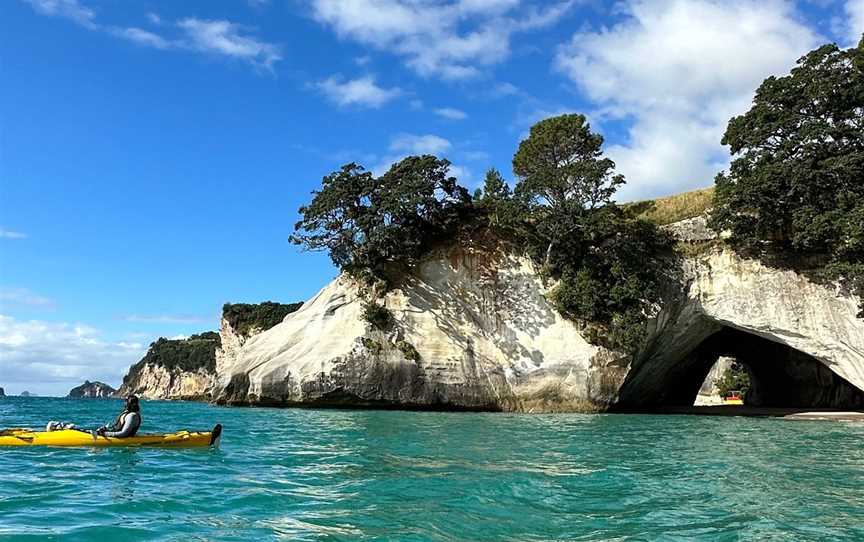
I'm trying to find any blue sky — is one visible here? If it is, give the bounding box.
[1,0,861,396]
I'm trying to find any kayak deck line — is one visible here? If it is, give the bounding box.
[0,424,222,448]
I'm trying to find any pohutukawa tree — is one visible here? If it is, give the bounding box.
[290,155,470,278]
[710,37,864,309]
[292,115,675,352]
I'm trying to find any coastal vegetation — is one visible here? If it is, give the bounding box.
[292,38,863,353]
[292,114,675,352]
[714,362,752,401]
[710,38,864,314]
[362,301,394,331]
[629,187,714,225]
[125,332,222,379]
[223,301,304,336]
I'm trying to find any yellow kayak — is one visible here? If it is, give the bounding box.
[0,424,222,448]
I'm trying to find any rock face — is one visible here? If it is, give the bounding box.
[118,362,216,401]
[619,247,864,409]
[117,304,303,401]
[0,387,5,397]
[117,333,222,401]
[214,233,864,412]
[68,380,116,398]
[215,241,624,411]
[693,357,734,406]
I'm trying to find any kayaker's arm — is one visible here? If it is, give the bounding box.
[103,412,140,438]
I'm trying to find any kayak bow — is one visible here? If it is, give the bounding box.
[0,424,222,448]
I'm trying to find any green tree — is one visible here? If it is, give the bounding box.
[477,168,527,231]
[512,114,676,351]
[289,163,375,269]
[513,114,624,269]
[710,39,864,308]
[291,156,472,278]
[714,362,751,400]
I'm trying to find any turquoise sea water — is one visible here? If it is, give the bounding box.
[1,397,863,541]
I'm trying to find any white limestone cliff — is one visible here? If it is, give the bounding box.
[214,230,864,412]
[215,241,622,411]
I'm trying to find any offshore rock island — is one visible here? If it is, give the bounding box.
[67,380,116,398]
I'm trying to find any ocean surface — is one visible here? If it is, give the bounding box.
[1,397,863,541]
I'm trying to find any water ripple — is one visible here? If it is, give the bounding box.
[2,398,864,540]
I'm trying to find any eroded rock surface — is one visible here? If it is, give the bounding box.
[215,242,622,411]
[214,231,864,412]
[619,247,864,408]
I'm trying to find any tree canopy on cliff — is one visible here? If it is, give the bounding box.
[710,38,864,309]
[510,114,675,349]
[293,115,676,352]
[290,156,471,278]
[123,332,222,385]
[513,114,625,269]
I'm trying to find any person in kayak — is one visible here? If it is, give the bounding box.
[96,395,142,438]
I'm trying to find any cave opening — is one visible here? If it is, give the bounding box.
[617,326,864,410]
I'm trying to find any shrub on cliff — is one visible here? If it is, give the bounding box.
[710,38,864,311]
[223,301,303,336]
[362,301,393,330]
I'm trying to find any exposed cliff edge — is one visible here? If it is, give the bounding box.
[213,224,864,412]
[117,332,221,400]
[68,380,116,398]
[116,303,303,401]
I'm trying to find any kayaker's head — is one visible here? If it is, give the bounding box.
[125,395,140,413]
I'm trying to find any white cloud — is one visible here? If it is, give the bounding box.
[0,228,27,239]
[0,314,145,396]
[24,1,282,71]
[178,18,282,70]
[110,27,172,49]
[434,107,468,120]
[23,0,97,29]
[389,134,452,155]
[316,75,402,108]
[372,133,472,184]
[0,288,55,311]
[555,0,821,201]
[491,81,520,97]
[310,0,572,80]
[846,0,864,46]
[122,314,210,324]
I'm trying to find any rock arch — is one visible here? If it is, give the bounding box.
[615,248,864,410]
